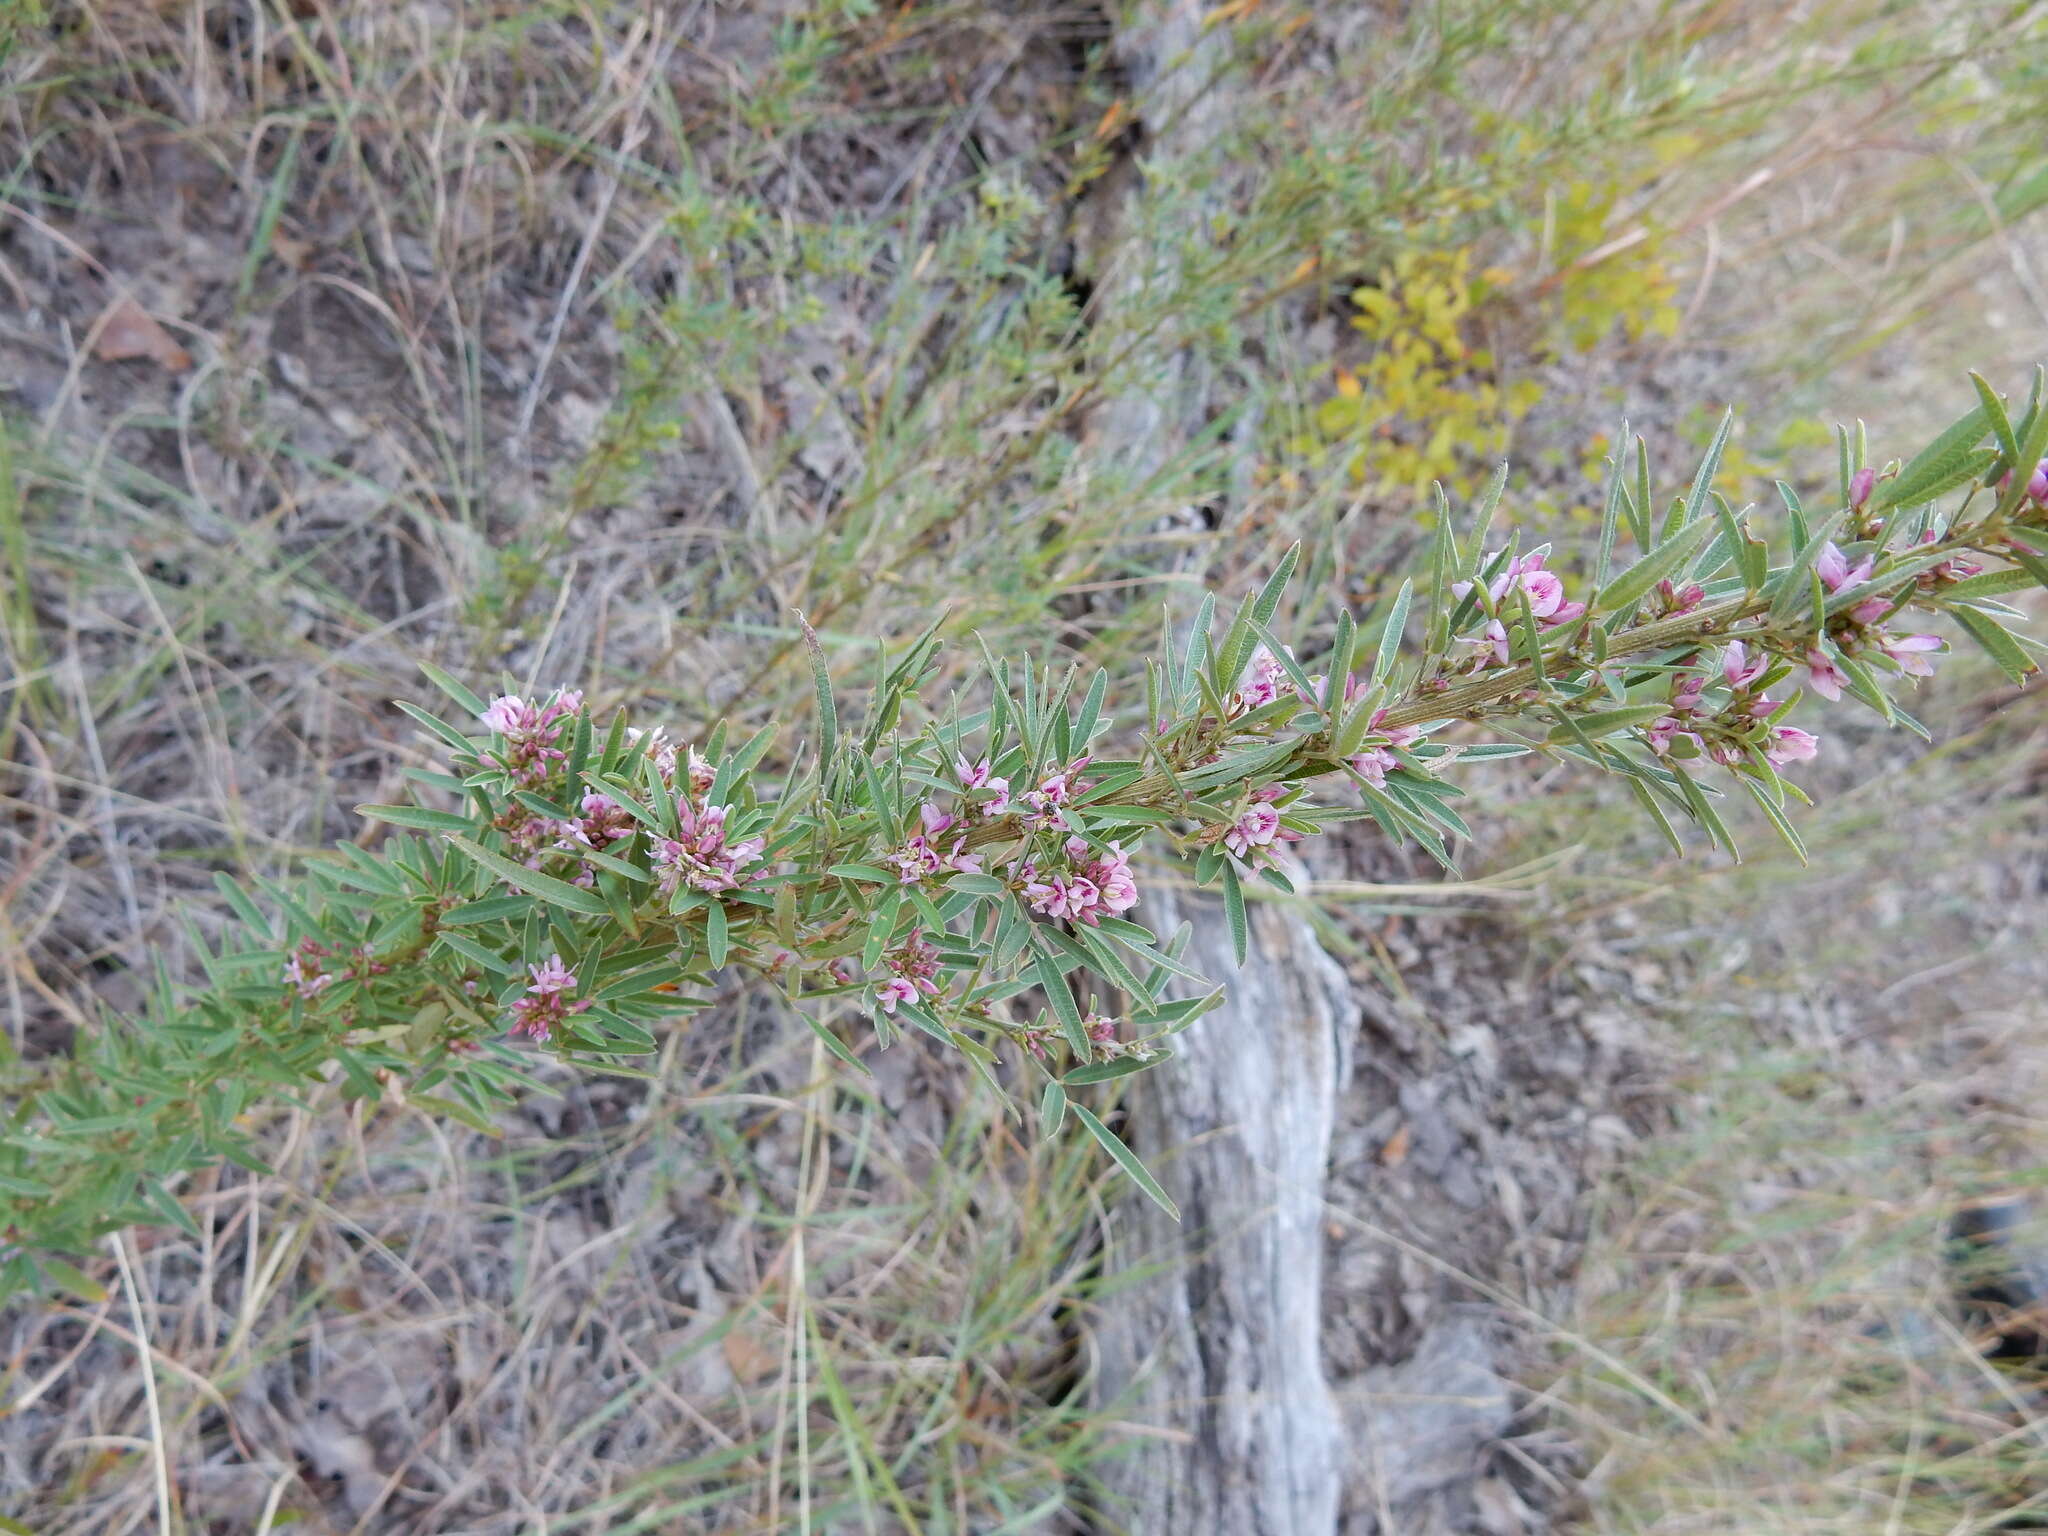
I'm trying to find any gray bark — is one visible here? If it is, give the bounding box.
[1078,6,1356,1531]
[1091,880,1351,1535]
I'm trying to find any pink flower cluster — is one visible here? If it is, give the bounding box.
[1348,707,1423,788]
[1644,640,1820,769]
[624,727,715,798]
[479,689,583,785]
[653,800,764,896]
[887,802,984,883]
[509,953,590,1044]
[1016,1013,1119,1064]
[1022,756,1091,829]
[1803,541,1945,702]
[557,791,636,854]
[874,930,943,1015]
[1455,551,1587,668]
[282,938,332,999]
[1024,837,1139,926]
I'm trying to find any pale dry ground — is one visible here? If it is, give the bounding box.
[1,2,2046,1532]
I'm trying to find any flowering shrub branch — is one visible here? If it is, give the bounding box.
[5,372,2046,1291]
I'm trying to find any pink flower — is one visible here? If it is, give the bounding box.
[1303,671,1371,711]
[1518,564,1584,624]
[1471,618,1511,668]
[686,748,716,797]
[1658,579,1706,616]
[1670,671,1706,713]
[478,688,584,786]
[1721,640,1767,690]
[1879,631,1944,678]
[1765,726,1820,766]
[627,726,678,784]
[1913,530,1981,585]
[957,755,1013,817]
[1804,647,1847,703]
[1456,552,1585,627]
[1645,716,1700,756]
[1349,745,1398,786]
[1022,842,1133,927]
[282,942,333,1000]
[1232,646,1292,713]
[1348,708,1423,788]
[1815,542,1874,595]
[1024,870,1099,924]
[1223,801,1281,859]
[653,800,765,895]
[1023,757,1091,828]
[557,791,636,854]
[508,953,589,1043]
[480,696,528,734]
[1066,836,1139,920]
[879,930,944,1003]
[887,802,983,882]
[526,953,577,994]
[1849,466,1876,511]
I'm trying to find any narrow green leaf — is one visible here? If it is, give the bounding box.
[1766,511,1848,621]
[1065,1051,1171,1085]
[1072,1105,1180,1221]
[1593,517,1718,617]
[1220,861,1248,968]
[800,612,838,780]
[1036,953,1090,1057]
[1875,404,1989,510]
[1547,704,1672,742]
[419,660,488,719]
[1741,775,1808,864]
[441,893,538,926]
[446,835,610,916]
[802,1012,871,1073]
[1972,371,2021,467]
[828,863,897,884]
[945,872,1009,896]
[1371,578,1413,689]
[1952,606,2038,684]
[357,803,474,834]
[1594,423,1628,590]
[1997,366,2048,517]
[1682,407,1734,527]
[211,872,272,940]
[394,699,478,757]
[1040,1079,1067,1137]
[435,931,517,975]
[704,901,730,969]
[38,1255,108,1303]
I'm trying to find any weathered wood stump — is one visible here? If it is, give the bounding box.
[1092,880,1351,1534]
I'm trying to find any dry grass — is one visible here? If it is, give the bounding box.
[1,0,2047,1531]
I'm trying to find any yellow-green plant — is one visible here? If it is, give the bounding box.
[1310,181,1682,504]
